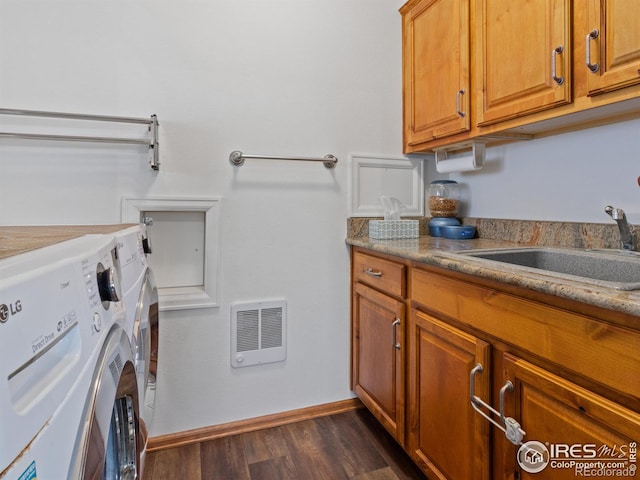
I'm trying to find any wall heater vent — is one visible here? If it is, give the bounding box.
[231,300,287,368]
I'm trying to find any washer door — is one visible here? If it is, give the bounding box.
[68,326,140,480]
[133,269,159,430]
[103,394,138,479]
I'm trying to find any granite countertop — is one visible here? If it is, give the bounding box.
[346,218,640,320]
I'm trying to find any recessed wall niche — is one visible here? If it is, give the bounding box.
[122,196,221,311]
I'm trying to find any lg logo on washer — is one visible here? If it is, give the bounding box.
[0,300,22,323]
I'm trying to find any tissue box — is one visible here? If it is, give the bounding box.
[369,220,419,239]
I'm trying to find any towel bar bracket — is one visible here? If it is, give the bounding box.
[149,114,160,170]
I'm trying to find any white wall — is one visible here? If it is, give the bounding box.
[0,0,406,436]
[2,0,639,438]
[450,118,640,224]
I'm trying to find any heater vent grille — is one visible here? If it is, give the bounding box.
[231,300,286,368]
[261,307,283,349]
[236,310,259,352]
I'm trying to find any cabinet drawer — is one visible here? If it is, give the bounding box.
[411,267,640,401]
[353,251,406,298]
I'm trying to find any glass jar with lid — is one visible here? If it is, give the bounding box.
[428,180,460,217]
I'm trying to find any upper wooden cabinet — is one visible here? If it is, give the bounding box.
[476,0,572,126]
[400,0,640,153]
[585,0,640,96]
[400,0,471,148]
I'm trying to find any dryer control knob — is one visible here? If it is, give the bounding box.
[93,312,102,332]
[97,262,122,307]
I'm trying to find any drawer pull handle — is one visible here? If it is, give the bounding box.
[391,319,401,350]
[586,29,600,73]
[456,89,466,118]
[365,268,383,277]
[551,45,565,85]
[470,364,526,446]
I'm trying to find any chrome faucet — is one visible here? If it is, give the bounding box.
[605,205,635,250]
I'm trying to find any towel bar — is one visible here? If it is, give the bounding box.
[229,150,338,169]
[0,108,160,170]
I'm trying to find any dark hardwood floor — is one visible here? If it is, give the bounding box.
[143,407,428,480]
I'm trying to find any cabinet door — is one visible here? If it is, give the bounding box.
[401,0,470,150]
[408,309,491,480]
[585,0,640,95]
[352,282,406,443]
[477,0,572,126]
[501,353,640,479]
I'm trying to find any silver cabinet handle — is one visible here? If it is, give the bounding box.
[586,29,600,73]
[470,363,526,446]
[456,89,466,118]
[391,318,401,350]
[364,268,382,277]
[551,45,565,85]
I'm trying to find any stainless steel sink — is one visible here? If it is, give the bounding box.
[457,247,640,290]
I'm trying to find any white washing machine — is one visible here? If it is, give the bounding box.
[112,224,159,473]
[0,234,142,480]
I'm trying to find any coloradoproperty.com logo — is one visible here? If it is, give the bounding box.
[517,441,637,477]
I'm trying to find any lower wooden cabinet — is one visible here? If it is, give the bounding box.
[351,247,640,479]
[352,281,406,444]
[408,309,491,480]
[500,353,640,479]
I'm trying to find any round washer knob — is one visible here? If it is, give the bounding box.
[93,312,102,332]
[96,262,122,308]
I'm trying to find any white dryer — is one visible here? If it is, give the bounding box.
[0,234,142,480]
[111,224,159,470]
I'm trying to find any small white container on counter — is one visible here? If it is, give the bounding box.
[369,220,419,239]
